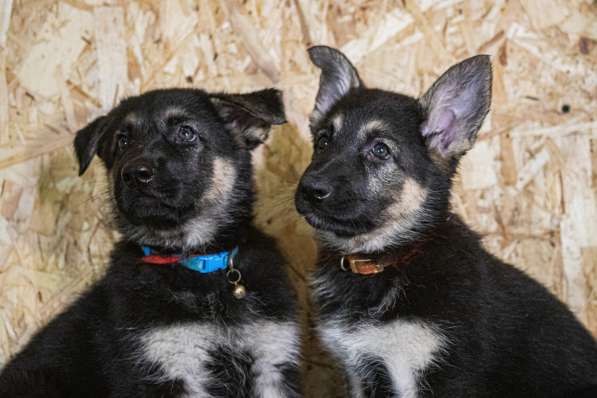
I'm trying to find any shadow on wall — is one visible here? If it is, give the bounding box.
[254,123,346,397]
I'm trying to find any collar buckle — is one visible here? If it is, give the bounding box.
[340,255,385,275]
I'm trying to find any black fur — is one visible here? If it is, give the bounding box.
[1,88,301,397]
[205,347,255,397]
[355,355,394,398]
[297,46,597,397]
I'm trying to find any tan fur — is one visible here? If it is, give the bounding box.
[357,119,388,138]
[123,112,141,125]
[160,106,191,121]
[181,157,237,249]
[203,157,236,202]
[332,113,344,131]
[390,177,427,216]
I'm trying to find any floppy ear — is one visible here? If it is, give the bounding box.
[73,115,109,175]
[209,88,286,149]
[308,46,362,125]
[419,55,492,159]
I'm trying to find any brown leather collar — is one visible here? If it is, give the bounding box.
[339,244,425,276]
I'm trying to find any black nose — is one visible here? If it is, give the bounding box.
[300,176,332,202]
[122,162,154,186]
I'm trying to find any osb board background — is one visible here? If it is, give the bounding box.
[0,0,596,396]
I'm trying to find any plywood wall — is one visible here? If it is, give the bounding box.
[0,0,595,395]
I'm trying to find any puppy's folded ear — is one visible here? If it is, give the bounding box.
[419,55,492,159]
[308,46,362,125]
[209,89,286,149]
[73,115,108,175]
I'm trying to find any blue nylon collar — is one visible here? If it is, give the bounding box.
[141,246,239,273]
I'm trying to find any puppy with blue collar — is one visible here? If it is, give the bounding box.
[0,89,301,397]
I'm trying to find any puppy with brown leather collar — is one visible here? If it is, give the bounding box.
[296,46,597,398]
[0,88,301,397]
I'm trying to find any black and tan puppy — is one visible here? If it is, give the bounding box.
[0,89,301,397]
[296,46,597,398]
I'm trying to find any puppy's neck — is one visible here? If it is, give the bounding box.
[146,231,247,254]
[121,210,253,255]
[319,213,452,256]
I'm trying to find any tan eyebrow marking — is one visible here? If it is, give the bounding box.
[331,113,344,131]
[358,119,389,137]
[161,106,192,121]
[123,112,141,125]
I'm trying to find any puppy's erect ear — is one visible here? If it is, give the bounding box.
[210,88,286,149]
[419,55,492,159]
[73,115,109,175]
[308,46,362,125]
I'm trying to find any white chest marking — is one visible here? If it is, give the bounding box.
[140,321,299,398]
[318,320,446,398]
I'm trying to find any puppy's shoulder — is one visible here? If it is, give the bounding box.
[240,226,289,276]
[0,280,112,392]
[237,226,298,319]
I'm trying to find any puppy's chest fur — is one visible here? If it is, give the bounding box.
[139,320,300,398]
[318,319,444,398]
[312,270,446,398]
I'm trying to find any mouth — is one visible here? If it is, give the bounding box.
[133,194,175,208]
[298,206,371,237]
[117,192,193,229]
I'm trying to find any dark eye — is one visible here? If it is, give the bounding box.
[316,135,330,152]
[116,133,129,150]
[178,125,197,143]
[371,142,391,160]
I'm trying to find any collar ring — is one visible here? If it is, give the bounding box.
[340,256,349,272]
[226,268,242,284]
